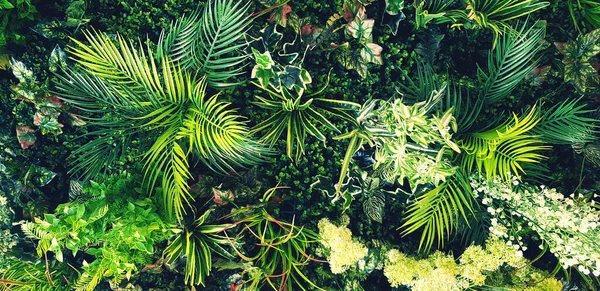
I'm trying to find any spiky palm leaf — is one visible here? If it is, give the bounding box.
[531,98,600,144]
[464,0,549,38]
[478,21,546,104]
[164,210,234,286]
[55,30,269,219]
[158,0,251,88]
[401,169,475,251]
[459,105,550,181]
[251,84,361,160]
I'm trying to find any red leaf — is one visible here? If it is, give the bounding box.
[46,95,63,108]
[213,188,234,206]
[301,24,313,36]
[269,4,292,27]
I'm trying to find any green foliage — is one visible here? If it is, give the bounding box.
[531,98,600,144]
[477,21,546,104]
[414,0,549,46]
[9,55,71,146]
[383,236,564,290]
[224,188,324,291]
[55,28,269,219]
[157,0,252,88]
[333,2,383,78]
[0,259,74,291]
[460,105,549,182]
[31,0,89,40]
[20,172,170,291]
[568,0,600,31]
[556,27,600,93]
[0,0,37,51]
[249,44,360,160]
[401,169,476,251]
[332,98,460,204]
[93,0,197,39]
[163,209,233,287]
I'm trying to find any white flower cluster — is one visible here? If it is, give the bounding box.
[471,175,600,277]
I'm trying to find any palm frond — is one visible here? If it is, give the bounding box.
[478,20,546,104]
[57,30,270,220]
[185,93,272,174]
[459,105,550,181]
[0,260,71,291]
[400,169,475,251]
[395,62,442,105]
[158,0,252,88]
[464,0,549,36]
[68,30,165,101]
[531,98,600,144]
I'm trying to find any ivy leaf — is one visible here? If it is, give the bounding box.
[251,48,276,87]
[10,58,34,83]
[385,0,404,15]
[382,11,405,36]
[48,44,68,73]
[347,18,374,43]
[269,4,292,27]
[261,23,283,51]
[273,65,312,93]
[280,35,300,64]
[361,43,383,65]
[15,126,36,149]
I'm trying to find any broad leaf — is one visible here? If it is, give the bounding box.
[48,44,68,73]
[269,4,292,27]
[347,18,374,43]
[15,126,36,149]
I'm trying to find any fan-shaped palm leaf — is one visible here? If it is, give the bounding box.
[158,0,252,88]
